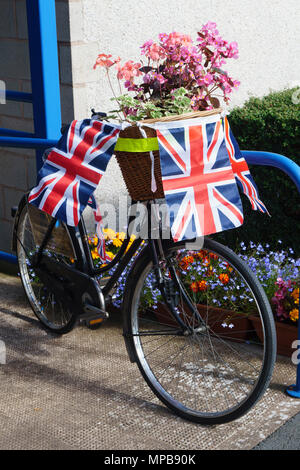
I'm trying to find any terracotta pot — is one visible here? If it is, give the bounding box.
[250,315,298,357]
[154,303,252,342]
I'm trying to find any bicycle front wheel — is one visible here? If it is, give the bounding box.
[123,238,276,424]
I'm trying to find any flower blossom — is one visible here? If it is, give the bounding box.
[290,308,299,322]
[219,273,230,285]
[116,60,143,82]
[141,41,166,61]
[93,54,120,70]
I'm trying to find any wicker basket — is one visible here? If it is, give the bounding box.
[115,108,222,201]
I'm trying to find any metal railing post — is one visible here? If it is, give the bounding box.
[26,0,62,172]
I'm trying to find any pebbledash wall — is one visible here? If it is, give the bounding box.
[0,0,299,254]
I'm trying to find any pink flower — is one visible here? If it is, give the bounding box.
[93,54,121,70]
[227,41,239,59]
[202,22,219,35]
[197,73,214,87]
[141,40,166,61]
[155,73,167,84]
[203,73,214,85]
[117,60,142,81]
[143,71,167,85]
[148,43,166,61]
[141,39,154,52]
[160,32,193,49]
[232,79,241,89]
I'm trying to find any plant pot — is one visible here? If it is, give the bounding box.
[154,303,252,342]
[250,315,298,357]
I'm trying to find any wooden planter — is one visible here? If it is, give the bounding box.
[250,315,298,357]
[154,303,252,342]
[197,305,252,342]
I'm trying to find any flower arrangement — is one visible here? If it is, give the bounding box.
[93,22,240,122]
[88,234,299,327]
[238,241,300,325]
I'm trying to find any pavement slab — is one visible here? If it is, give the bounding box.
[0,272,299,450]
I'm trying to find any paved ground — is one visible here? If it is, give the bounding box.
[0,272,300,450]
[254,412,300,450]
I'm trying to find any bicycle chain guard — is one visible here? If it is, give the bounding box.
[34,255,106,319]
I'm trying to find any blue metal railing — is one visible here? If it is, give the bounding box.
[242,151,300,193]
[241,150,300,399]
[5,90,33,103]
[0,0,61,265]
[0,135,58,149]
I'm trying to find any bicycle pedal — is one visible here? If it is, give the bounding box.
[79,314,109,329]
[86,317,105,328]
[79,304,109,328]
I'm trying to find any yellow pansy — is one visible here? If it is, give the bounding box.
[91,248,100,260]
[113,238,123,248]
[103,228,116,240]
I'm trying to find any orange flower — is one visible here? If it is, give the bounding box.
[219,273,229,285]
[196,250,206,260]
[198,280,207,291]
[291,288,299,306]
[289,308,299,322]
[190,282,198,293]
[180,255,194,270]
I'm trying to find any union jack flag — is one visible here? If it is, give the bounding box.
[156,116,244,242]
[223,116,269,214]
[87,195,112,263]
[28,119,121,226]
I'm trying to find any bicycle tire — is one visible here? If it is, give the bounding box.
[123,238,277,424]
[16,202,78,334]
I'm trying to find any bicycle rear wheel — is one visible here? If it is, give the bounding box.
[16,201,78,334]
[123,238,276,424]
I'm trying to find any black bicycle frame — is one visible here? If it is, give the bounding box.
[31,198,200,330]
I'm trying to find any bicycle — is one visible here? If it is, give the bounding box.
[12,186,277,424]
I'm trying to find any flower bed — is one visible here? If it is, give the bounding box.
[89,235,300,323]
[89,234,299,355]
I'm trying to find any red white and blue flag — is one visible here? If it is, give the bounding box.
[223,116,269,214]
[156,116,244,242]
[28,119,121,226]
